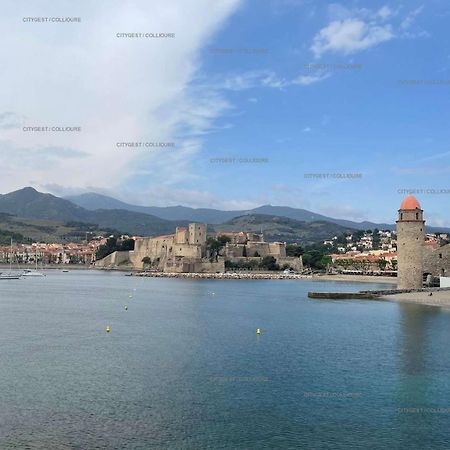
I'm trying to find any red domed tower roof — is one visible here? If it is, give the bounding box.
[399,195,421,210]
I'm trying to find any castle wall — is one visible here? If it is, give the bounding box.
[277,256,303,271]
[245,242,285,257]
[120,223,209,271]
[95,250,131,268]
[246,242,271,257]
[175,227,189,244]
[423,244,450,278]
[164,258,224,273]
[173,243,202,258]
[269,243,286,257]
[224,243,245,258]
[130,235,175,269]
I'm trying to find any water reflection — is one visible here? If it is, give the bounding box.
[393,304,446,449]
[398,303,438,376]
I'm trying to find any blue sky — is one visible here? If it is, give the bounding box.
[0,0,449,226]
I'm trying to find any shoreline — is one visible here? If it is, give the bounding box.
[0,264,94,271]
[382,290,450,308]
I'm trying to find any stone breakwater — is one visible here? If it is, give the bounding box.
[134,272,312,280]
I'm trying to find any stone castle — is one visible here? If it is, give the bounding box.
[96,223,303,273]
[218,231,303,271]
[97,223,223,273]
[397,195,450,288]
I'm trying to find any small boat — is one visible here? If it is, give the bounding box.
[1,239,23,279]
[62,269,69,273]
[0,272,21,280]
[22,269,45,277]
[22,251,46,277]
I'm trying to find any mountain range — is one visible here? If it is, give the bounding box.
[66,191,450,233]
[0,188,448,244]
[66,192,396,230]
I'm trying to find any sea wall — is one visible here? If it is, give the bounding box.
[95,251,131,268]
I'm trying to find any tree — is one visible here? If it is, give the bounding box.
[337,258,353,271]
[207,236,231,260]
[372,228,381,250]
[120,239,135,251]
[302,251,331,271]
[377,258,388,271]
[286,244,303,257]
[96,237,135,260]
[259,256,279,271]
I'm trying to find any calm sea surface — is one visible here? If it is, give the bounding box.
[1,271,450,449]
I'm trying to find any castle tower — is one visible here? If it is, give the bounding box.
[188,223,207,246]
[396,195,425,289]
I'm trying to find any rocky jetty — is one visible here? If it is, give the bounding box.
[134,272,312,280]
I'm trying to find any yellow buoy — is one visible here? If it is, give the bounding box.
[106,325,111,333]
[256,328,261,335]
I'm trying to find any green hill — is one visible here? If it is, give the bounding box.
[209,214,356,245]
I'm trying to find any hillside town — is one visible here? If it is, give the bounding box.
[327,229,449,273]
[0,239,105,266]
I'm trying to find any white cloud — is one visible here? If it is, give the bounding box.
[293,73,331,85]
[377,6,395,21]
[317,204,369,221]
[219,69,330,91]
[311,19,394,58]
[0,111,23,129]
[401,5,424,30]
[219,70,288,90]
[311,4,426,58]
[0,0,241,196]
[425,213,450,229]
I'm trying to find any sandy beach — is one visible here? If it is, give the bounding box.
[311,274,396,284]
[383,290,450,308]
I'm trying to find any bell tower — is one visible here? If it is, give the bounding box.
[396,195,425,289]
